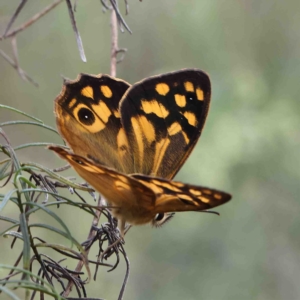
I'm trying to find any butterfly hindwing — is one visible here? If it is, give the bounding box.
[49,146,157,226]
[120,69,211,179]
[55,74,131,172]
[132,174,231,213]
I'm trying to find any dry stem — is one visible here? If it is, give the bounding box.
[0,0,63,40]
[110,9,118,77]
[61,196,105,297]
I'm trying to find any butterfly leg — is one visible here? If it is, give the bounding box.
[124,224,132,235]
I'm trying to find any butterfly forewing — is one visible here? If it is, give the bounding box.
[55,74,132,172]
[120,69,211,179]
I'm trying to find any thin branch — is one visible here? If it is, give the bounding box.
[2,0,28,37]
[61,196,104,297]
[109,0,132,34]
[124,0,129,15]
[65,0,86,62]
[0,0,63,86]
[118,248,130,300]
[0,0,64,40]
[110,9,118,77]
[0,49,38,87]
[110,7,127,77]
[11,36,27,82]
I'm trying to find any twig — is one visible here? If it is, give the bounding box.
[110,9,118,77]
[110,7,127,77]
[118,248,130,300]
[2,0,28,37]
[0,0,63,86]
[124,0,129,15]
[0,0,63,40]
[0,49,38,87]
[65,0,87,62]
[109,0,132,34]
[11,36,26,82]
[61,196,104,297]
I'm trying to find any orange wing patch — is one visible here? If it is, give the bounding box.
[196,88,204,101]
[101,85,113,98]
[155,83,170,96]
[92,102,112,123]
[175,94,186,107]
[141,99,169,118]
[184,81,194,92]
[81,86,94,99]
[183,111,197,126]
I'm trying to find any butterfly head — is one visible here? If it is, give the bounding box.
[152,212,175,228]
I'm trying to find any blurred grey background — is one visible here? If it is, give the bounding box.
[0,1,300,299]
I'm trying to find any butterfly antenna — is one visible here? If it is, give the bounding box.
[198,210,220,216]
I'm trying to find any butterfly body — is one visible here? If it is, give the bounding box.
[50,69,231,235]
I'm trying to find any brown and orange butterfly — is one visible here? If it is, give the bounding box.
[49,69,231,237]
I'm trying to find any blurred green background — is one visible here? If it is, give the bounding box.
[1,1,300,299]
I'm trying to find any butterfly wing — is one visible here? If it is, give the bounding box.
[132,174,231,213]
[120,69,211,179]
[56,70,210,178]
[49,146,156,226]
[55,74,132,173]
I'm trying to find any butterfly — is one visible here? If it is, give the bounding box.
[49,69,231,237]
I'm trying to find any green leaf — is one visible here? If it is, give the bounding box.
[0,285,21,300]
[0,121,58,135]
[29,223,82,249]
[0,189,17,211]
[19,213,30,273]
[0,105,43,123]
[23,202,75,248]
